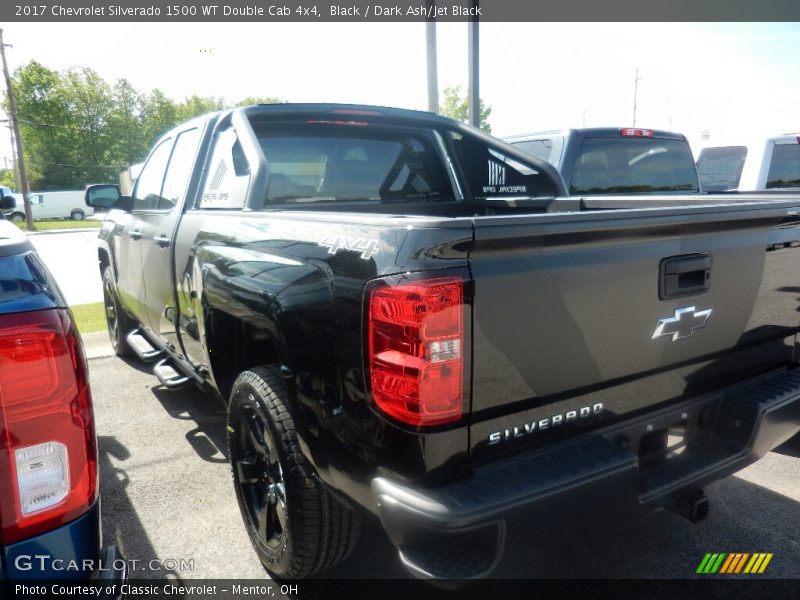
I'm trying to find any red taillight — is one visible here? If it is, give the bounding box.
[368,277,464,426]
[620,128,654,138]
[0,309,97,544]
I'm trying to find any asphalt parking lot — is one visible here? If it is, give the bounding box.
[89,352,800,581]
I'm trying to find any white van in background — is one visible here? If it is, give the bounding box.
[3,190,95,222]
[696,133,800,192]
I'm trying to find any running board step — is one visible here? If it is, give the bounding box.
[154,359,192,389]
[126,331,163,362]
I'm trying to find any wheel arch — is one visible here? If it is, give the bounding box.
[204,307,287,401]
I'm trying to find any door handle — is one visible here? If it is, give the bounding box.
[129,230,142,241]
[659,254,711,300]
[153,235,171,248]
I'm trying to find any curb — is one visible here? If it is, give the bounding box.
[81,330,115,360]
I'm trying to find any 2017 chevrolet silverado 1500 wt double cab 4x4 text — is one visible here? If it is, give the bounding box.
[86,104,800,581]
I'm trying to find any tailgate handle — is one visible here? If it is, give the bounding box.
[659,254,711,300]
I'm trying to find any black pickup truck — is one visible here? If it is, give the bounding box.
[86,104,800,580]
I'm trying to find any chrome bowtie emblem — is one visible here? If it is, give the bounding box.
[652,306,712,341]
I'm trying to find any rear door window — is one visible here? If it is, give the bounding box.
[198,127,250,210]
[696,146,748,191]
[766,144,800,189]
[570,137,699,195]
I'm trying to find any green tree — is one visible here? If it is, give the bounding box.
[62,67,118,184]
[176,95,225,121]
[10,63,123,188]
[235,96,286,107]
[10,61,73,188]
[440,85,492,134]
[108,79,149,166]
[141,89,178,147]
[9,60,287,188]
[0,169,15,189]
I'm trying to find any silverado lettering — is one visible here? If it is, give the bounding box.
[488,403,604,445]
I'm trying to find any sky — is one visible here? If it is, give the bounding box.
[1,21,799,168]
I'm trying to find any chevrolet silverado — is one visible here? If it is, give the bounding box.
[85,104,800,580]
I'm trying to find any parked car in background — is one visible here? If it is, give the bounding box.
[3,190,95,222]
[0,197,124,594]
[696,134,800,192]
[506,127,700,196]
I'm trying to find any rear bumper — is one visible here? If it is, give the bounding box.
[372,368,800,579]
[3,500,126,597]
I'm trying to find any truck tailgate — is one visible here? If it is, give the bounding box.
[468,201,800,457]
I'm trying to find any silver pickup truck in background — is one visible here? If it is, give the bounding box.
[506,127,699,196]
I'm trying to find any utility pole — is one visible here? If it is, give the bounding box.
[467,1,480,128]
[425,4,439,113]
[7,122,19,190]
[632,68,641,127]
[0,28,33,230]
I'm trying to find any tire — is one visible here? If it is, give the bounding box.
[102,266,135,357]
[71,210,85,221]
[10,212,24,223]
[228,367,361,579]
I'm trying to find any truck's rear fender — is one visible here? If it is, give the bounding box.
[192,240,317,398]
[180,212,475,509]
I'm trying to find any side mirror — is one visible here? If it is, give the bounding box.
[1,195,15,210]
[85,184,130,211]
[85,184,120,208]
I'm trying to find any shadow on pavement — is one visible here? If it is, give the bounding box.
[98,435,183,581]
[151,384,230,463]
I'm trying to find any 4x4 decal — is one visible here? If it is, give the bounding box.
[318,235,380,260]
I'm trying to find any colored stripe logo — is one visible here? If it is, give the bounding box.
[696,553,773,574]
